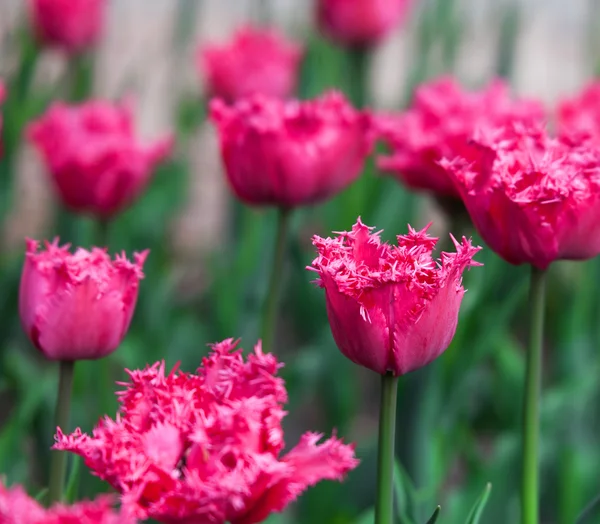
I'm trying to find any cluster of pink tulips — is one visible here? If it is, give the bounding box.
[1,0,600,523]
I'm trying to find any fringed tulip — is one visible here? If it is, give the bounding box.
[441,123,600,270]
[19,239,147,361]
[317,0,411,47]
[199,25,303,102]
[377,76,545,198]
[0,480,133,524]
[28,0,106,54]
[309,219,481,375]
[54,339,358,524]
[27,100,173,219]
[210,91,373,207]
[557,80,600,142]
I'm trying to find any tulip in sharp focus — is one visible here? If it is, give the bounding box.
[27,100,173,219]
[557,80,600,143]
[199,25,303,102]
[377,76,545,198]
[54,339,358,524]
[441,122,600,270]
[19,239,147,361]
[309,219,481,375]
[317,0,411,47]
[28,0,106,54]
[0,480,134,524]
[210,91,373,208]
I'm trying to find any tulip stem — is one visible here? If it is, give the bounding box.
[521,266,546,524]
[375,372,399,524]
[348,46,369,108]
[260,207,291,353]
[48,360,75,504]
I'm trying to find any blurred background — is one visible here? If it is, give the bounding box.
[1,1,600,523]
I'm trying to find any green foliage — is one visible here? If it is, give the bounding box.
[0,2,598,523]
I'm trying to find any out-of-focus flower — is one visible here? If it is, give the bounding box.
[54,339,358,524]
[441,122,600,270]
[377,76,546,198]
[0,480,133,524]
[210,91,373,208]
[556,80,600,142]
[28,0,106,54]
[199,25,303,102]
[27,100,173,219]
[19,239,147,361]
[317,0,410,47]
[309,219,481,375]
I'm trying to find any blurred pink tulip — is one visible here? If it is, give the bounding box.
[210,91,373,208]
[19,239,147,361]
[199,25,303,102]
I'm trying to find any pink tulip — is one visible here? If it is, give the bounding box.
[0,479,134,523]
[309,219,481,375]
[210,91,373,208]
[377,76,545,198]
[28,0,106,54]
[27,100,173,219]
[441,122,600,270]
[199,25,303,102]
[19,239,147,361]
[317,0,411,47]
[54,339,358,523]
[557,80,600,143]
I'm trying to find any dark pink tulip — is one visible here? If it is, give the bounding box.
[54,339,358,523]
[28,0,106,53]
[441,123,600,270]
[377,76,545,198]
[19,239,147,361]
[210,91,373,208]
[310,219,481,375]
[0,479,134,523]
[557,80,600,143]
[317,0,411,47]
[199,25,303,102]
[28,100,173,219]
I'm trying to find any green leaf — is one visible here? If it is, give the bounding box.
[34,488,48,502]
[393,461,417,524]
[353,508,375,524]
[575,492,600,524]
[465,483,492,524]
[64,455,81,504]
[425,506,441,524]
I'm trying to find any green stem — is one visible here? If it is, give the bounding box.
[347,46,369,108]
[375,372,399,524]
[96,219,110,247]
[521,266,546,524]
[260,208,291,353]
[47,360,75,504]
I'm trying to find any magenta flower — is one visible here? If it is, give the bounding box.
[441,122,600,270]
[28,100,173,219]
[317,0,411,47]
[377,76,545,198]
[557,80,600,142]
[199,25,303,102]
[0,480,133,524]
[309,219,481,375]
[54,339,358,524]
[210,91,373,208]
[28,0,106,54]
[19,239,147,361]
